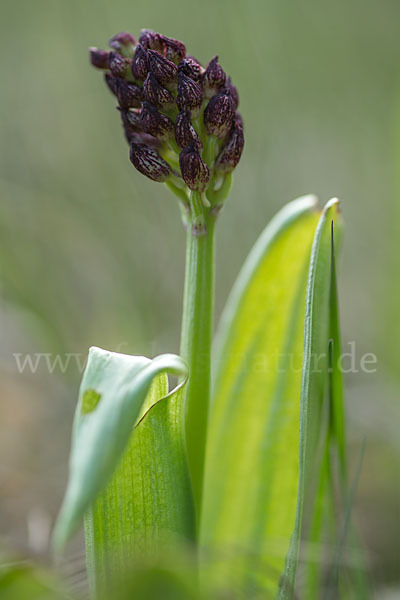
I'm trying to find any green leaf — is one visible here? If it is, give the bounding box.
[53,347,195,573]
[200,195,322,596]
[280,199,343,598]
[328,223,346,478]
[84,379,196,597]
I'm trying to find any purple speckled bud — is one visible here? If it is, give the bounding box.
[120,108,142,129]
[109,32,136,55]
[202,56,226,98]
[216,115,244,173]
[109,52,130,78]
[104,72,118,95]
[119,108,142,143]
[177,72,203,114]
[159,34,186,63]
[140,101,174,140]
[131,44,148,80]
[226,76,239,110]
[130,143,171,182]
[179,143,210,192]
[178,57,203,81]
[175,110,202,150]
[203,89,234,138]
[89,47,110,69]
[147,49,178,86]
[115,79,143,109]
[139,29,164,53]
[129,131,161,149]
[143,72,175,108]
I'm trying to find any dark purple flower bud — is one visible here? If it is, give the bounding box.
[115,79,143,109]
[89,47,110,69]
[204,89,234,138]
[143,72,175,108]
[177,73,203,114]
[226,76,239,110]
[178,57,203,81]
[109,32,136,55]
[140,101,174,140]
[202,56,226,98]
[175,110,202,150]
[109,52,130,78]
[130,143,171,182]
[119,108,142,143]
[179,143,210,192]
[134,132,161,148]
[233,111,243,128]
[123,120,160,147]
[104,72,118,96]
[159,34,186,63]
[125,130,160,148]
[139,29,164,53]
[147,49,178,86]
[131,44,148,80]
[216,115,244,173]
[120,107,142,130]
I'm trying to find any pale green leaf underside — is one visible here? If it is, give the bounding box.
[201,195,321,596]
[53,348,193,556]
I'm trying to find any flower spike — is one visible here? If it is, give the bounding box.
[90,28,243,214]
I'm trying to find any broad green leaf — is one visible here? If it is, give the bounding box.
[200,195,321,597]
[53,347,195,577]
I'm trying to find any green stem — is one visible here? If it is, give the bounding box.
[203,135,218,169]
[180,212,216,528]
[190,191,207,235]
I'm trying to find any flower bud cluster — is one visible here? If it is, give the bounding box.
[90,30,244,189]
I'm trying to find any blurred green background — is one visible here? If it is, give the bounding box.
[1,0,399,595]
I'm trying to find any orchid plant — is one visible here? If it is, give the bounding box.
[51,28,363,600]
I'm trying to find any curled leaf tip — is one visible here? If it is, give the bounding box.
[53,349,189,550]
